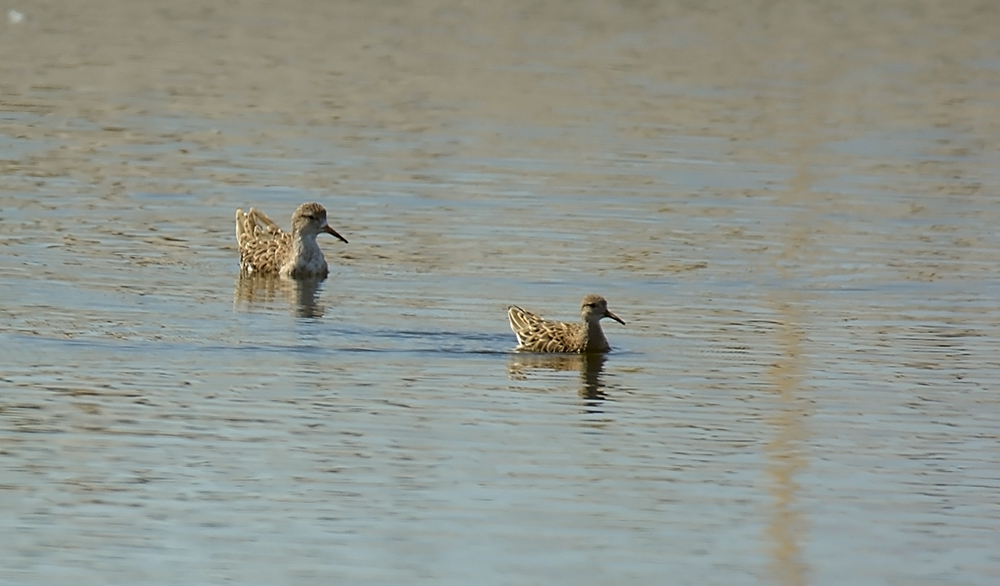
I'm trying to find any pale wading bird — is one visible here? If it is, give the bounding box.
[507,294,625,353]
[235,203,348,279]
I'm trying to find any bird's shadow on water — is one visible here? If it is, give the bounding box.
[507,352,611,403]
[233,274,325,318]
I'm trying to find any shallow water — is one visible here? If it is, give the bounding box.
[2,1,1000,585]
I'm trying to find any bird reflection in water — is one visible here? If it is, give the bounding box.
[507,352,609,403]
[233,274,325,318]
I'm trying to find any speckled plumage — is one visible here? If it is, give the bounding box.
[507,294,625,353]
[235,203,347,279]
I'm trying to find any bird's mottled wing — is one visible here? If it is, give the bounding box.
[236,208,291,274]
[507,306,581,353]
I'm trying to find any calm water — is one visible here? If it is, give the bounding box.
[2,2,999,585]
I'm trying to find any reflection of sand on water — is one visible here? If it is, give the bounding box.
[507,352,609,401]
[760,119,817,586]
[762,302,810,586]
[234,274,325,319]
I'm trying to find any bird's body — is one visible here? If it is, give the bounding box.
[507,294,625,353]
[235,203,347,279]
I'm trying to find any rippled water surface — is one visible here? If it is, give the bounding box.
[2,2,1000,585]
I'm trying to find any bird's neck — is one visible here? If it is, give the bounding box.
[283,232,326,276]
[292,231,320,254]
[583,320,610,352]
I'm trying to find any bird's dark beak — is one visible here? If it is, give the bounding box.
[323,224,349,244]
[605,310,626,325]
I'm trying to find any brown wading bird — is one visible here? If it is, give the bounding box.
[235,203,348,279]
[507,294,626,353]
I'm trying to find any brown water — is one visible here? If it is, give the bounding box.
[2,1,1000,584]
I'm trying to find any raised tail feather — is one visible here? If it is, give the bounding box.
[507,305,533,332]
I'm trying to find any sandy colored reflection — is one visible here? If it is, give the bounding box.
[234,274,325,318]
[508,353,609,401]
